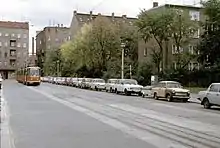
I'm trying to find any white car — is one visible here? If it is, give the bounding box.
[76,78,83,88]
[90,79,106,91]
[105,79,117,93]
[114,79,143,96]
[198,83,220,109]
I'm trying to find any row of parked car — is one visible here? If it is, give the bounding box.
[41,77,220,109]
[42,77,192,102]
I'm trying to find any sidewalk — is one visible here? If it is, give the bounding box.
[189,93,201,104]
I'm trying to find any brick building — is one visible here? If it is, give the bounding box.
[138,4,204,72]
[36,26,70,74]
[0,21,29,79]
[69,11,137,40]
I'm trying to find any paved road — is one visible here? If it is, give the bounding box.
[1,80,220,148]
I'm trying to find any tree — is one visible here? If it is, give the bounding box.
[198,0,220,67]
[136,9,174,72]
[169,9,199,69]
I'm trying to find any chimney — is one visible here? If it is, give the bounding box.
[32,37,35,55]
[112,12,115,19]
[122,15,127,19]
[153,2,159,7]
[73,10,77,15]
[90,11,93,19]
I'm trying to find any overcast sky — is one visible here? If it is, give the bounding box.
[0,0,198,53]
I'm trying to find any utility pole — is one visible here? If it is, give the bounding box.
[121,43,125,79]
[129,64,132,79]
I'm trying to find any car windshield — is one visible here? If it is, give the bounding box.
[123,79,137,85]
[166,83,182,88]
[29,68,40,76]
[110,80,117,83]
[96,79,105,83]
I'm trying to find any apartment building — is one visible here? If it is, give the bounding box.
[69,10,137,40]
[0,21,29,79]
[36,26,70,74]
[138,4,203,72]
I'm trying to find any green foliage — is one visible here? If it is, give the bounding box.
[135,62,152,86]
[198,0,220,67]
[60,16,138,78]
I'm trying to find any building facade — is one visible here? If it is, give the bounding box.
[69,11,137,40]
[138,4,204,72]
[36,26,70,75]
[0,21,29,79]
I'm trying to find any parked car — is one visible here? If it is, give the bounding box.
[141,86,154,98]
[69,78,77,87]
[81,78,92,89]
[152,81,190,102]
[198,83,220,109]
[114,79,143,96]
[76,78,83,88]
[64,77,71,86]
[105,79,117,92]
[90,79,106,91]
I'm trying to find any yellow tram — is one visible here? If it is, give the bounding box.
[16,66,41,85]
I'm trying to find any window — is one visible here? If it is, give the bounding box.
[172,45,183,54]
[4,52,7,58]
[5,33,9,36]
[189,45,194,54]
[12,33,15,37]
[23,34,27,38]
[173,62,177,70]
[23,43,27,48]
[0,42,2,46]
[10,40,16,47]
[0,62,2,65]
[189,10,200,21]
[48,36,51,41]
[17,43,21,47]
[144,48,147,56]
[55,38,59,42]
[209,85,219,92]
[5,42,8,47]
[17,34,21,38]
[39,40,42,45]
[68,36,71,40]
[0,32,2,36]
[4,62,7,66]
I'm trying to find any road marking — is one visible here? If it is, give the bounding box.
[109,104,220,137]
[28,87,189,148]
[1,88,16,148]
[153,103,220,118]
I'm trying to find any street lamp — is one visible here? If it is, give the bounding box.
[121,42,125,79]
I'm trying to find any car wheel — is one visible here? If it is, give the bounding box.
[167,94,172,102]
[95,86,98,91]
[154,93,158,100]
[138,92,142,96]
[115,89,119,94]
[203,98,211,109]
[110,87,112,93]
[182,99,188,103]
[142,94,145,98]
[124,89,130,96]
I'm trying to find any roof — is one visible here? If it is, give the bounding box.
[159,81,180,83]
[73,11,137,25]
[146,3,203,12]
[0,21,29,29]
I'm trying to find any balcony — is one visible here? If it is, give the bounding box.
[10,40,17,49]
